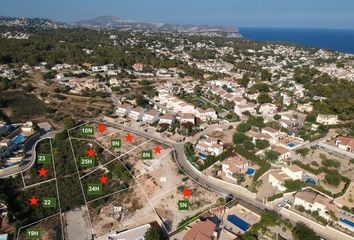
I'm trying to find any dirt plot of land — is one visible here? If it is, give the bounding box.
[18,214,62,240]
[206,127,234,145]
[121,140,173,176]
[136,150,187,202]
[91,125,150,154]
[336,182,354,208]
[69,122,229,236]
[301,147,354,180]
[153,180,223,233]
[88,185,155,238]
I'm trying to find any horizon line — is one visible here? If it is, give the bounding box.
[1,14,354,31]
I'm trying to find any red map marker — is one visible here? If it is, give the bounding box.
[97,124,106,133]
[154,146,161,154]
[183,188,191,198]
[125,133,134,142]
[38,167,48,177]
[99,175,108,184]
[29,196,39,206]
[87,148,95,157]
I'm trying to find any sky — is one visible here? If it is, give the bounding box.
[1,0,354,29]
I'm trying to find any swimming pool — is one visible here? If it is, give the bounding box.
[12,133,25,145]
[304,177,317,185]
[198,152,207,160]
[245,168,255,175]
[339,218,354,228]
[287,143,295,148]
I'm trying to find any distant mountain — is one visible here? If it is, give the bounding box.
[75,16,155,29]
[0,16,242,38]
[75,16,242,38]
[0,16,69,29]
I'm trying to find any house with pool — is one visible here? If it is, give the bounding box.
[268,164,318,192]
[222,154,251,179]
[293,188,335,221]
[0,121,36,168]
[293,188,354,233]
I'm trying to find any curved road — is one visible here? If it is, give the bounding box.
[102,118,266,213]
[0,130,58,178]
[101,118,354,240]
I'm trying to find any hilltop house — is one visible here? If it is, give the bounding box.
[129,107,145,121]
[195,138,223,156]
[272,145,291,160]
[293,189,335,220]
[316,114,338,125]
[116,103,132,117]
[142,109,160,123]
[183,219,217,240]
[268,171,290,191]
[259,103,277,116]
[222,155,250,179]
[196,108,218,122]
[335,136,354,153]
[179,113,195,124]
[159,114,176,125]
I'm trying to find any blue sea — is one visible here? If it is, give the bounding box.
[239,28,354,54]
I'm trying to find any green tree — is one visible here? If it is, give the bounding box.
[295,148,310,157]
[244,141,255,150]
[0,96,6,108]
[257,93,272,104]
[284,179,306,191]
[238,75,250,88]
[63,117,75,129]
[237,122,251,133]
[144,226,166,240]
[324,172,341,186]
[292,223,320,240]
[273,114,281,120]
[255,139,270,150]
[265,150,279,162]
[233,132,251,145]
[247,116,265,129]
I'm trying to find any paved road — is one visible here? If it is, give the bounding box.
[0,130,58,178]
[101,117,354,240]
[102,117,266,213]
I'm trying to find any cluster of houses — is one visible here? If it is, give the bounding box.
[0,121,35,167]
[153,87,218,123]
[195,137,224,158]
[246,126,304,161]
[0,64,16,79]
[116,103,176,126]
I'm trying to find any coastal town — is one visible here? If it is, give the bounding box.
[0,15,354,240]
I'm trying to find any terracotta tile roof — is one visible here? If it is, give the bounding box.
[284,164,303,173]
[337,136,354,148]
[263,127,278,133]
[273,145,289,155]
[183,219,216,240]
